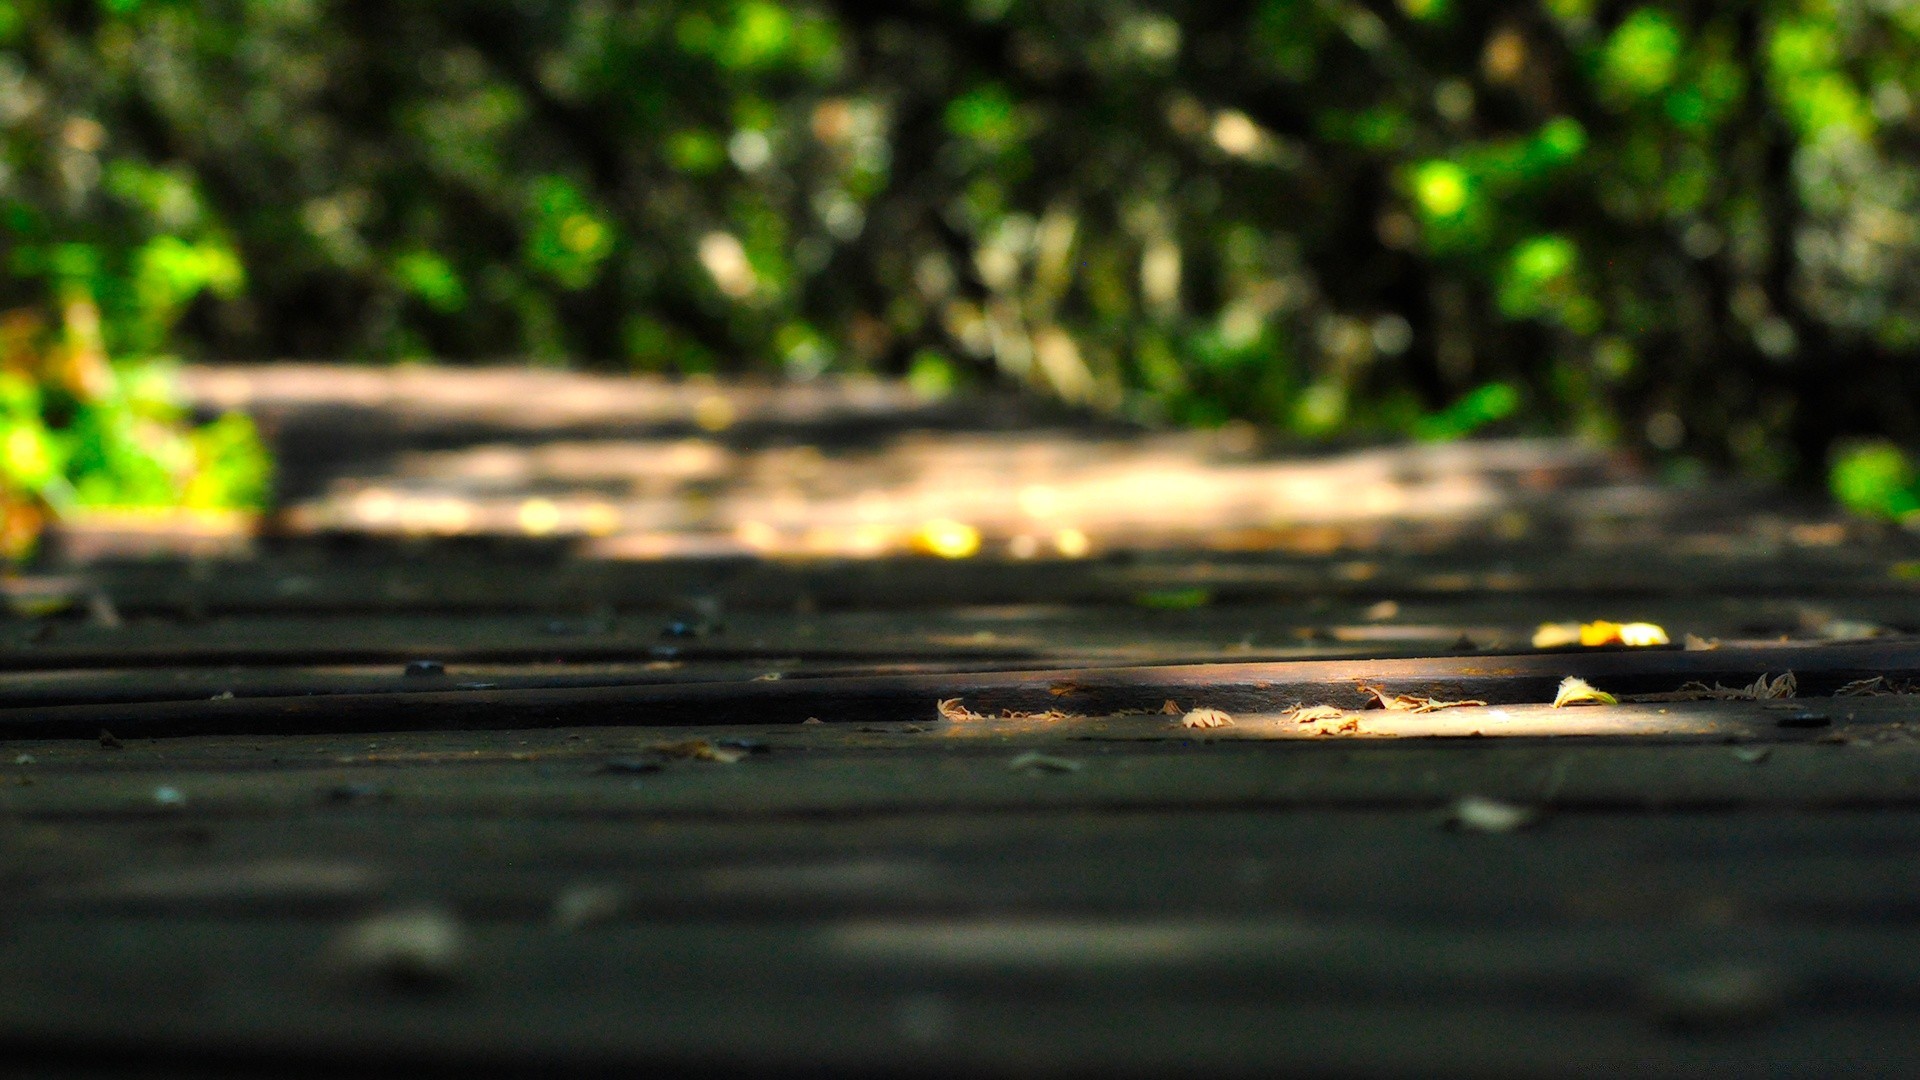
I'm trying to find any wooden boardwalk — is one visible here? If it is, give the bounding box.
[5,367,1920,1076]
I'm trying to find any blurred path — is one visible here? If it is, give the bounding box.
[180,363,1754,559]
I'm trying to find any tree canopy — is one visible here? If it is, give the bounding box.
[4,0,1920,497]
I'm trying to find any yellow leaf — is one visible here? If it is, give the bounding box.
[1535,620,1669,648]
[1532,622,1581,648]
[1552,676,1617,707]
[911,519,980,559]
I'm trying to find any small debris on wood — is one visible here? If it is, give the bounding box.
[1818,618,1887,641]
[648,739,747,764]
[1730,746,1773,764]
[12,753,34,765]
[403,660,445,678]
[1179,707,1234,729]
[802,716,825,725]
[97,729,123,749]
[322,782,391,804]
[1358,685,1487,712]
[996,707,1081,721]
[716,737,771,754]
[1448,795,1536,833]
[1159,699,1181,715]
[87,591,122,628]
[1552,677,1617,707]
[1837,675,1903,696]
[326,907,466,991]
[1683,634,1720,651]
[1008,751,1082,774]
[1449,632,1478,652]
[1049,681,1082,697]
[754,672,783,681]
[552,883,628,931]
[1283,703,1348,724]
[1643,962,1787,1032]
[210,690,235,701]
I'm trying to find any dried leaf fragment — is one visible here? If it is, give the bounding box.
[1448,796,1536,833]
[1007,751,1082,774]
[1837,676,1889,696]
[1683,634,1720,651]
[998,707,1080,721]
[1358,685,1487,713]
[1282,703,1348,724]
[936,697,986,722]
[1552,677,1617,707]
[1179,707,1234,729]
[1160,699,1182,715]
[648,739,747,764]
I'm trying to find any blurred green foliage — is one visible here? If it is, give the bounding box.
[0,295,270,556]
[4,0,1920,506]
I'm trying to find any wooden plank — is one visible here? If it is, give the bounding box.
[10,802,1920,925]
[0,640,1913,738]
[7,718,1920,821]
[4,914,1920,1077]
[10,594,1920,676]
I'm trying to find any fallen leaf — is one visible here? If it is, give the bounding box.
[936,697,985,722]
[1180,707,1233,729]
[1837,676,1890,696]
[1159,699,1182,715]
[1533,620,1670,648]
[1283,703,1347,724]
[1552,677,1618,707]
[1629,672,1797,702]
[1008,751,1082,774]
[1358,685,1487,712]
[911,519,981,559]
[1048,681,1082,697]
[1449,795,1536,832]
[1683,634,1720,651]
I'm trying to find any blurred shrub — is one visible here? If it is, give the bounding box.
[0,295,271,558]
[3,0,1920,489]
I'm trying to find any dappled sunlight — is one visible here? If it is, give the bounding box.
[176,365,1700,562]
